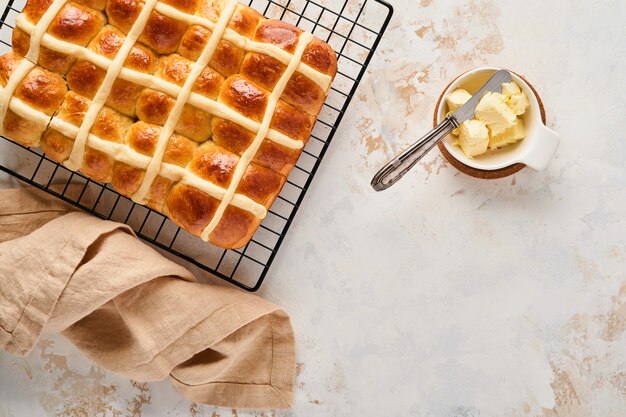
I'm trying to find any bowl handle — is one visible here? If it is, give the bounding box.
[518,125,560,170]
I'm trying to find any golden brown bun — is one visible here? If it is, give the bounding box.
[210,117,254,154]
[139,11,188,55]
[91,105,134,143]
[209,205,259,249]
[164,184,220,236]
[144,175,172,211]
[105,0,143,34]
[270,101,315,142]
[136,89,174,125]
[41,129,74,162]
[15,66,67,116]
[111,162,144,197]
[82,147,114,183]
[3,109,48,147]
[66,60,105,99]
[0,53,66,147]
[1,0,338,249]
[218,75,268,122]
[164,133,198,166]
[187,142,239,187]
[0,52,19,86]
[228,4,263,38]
[176,104,213,142]
[126,121,161,156]
[48,2,106,46]
[283,72,325,115]
[302,38,338,77]
[254,20,302,53]
[240,52,285,91]
[110,80,144,117]
[254,139,302,176]
[237,162,285,205]
[21,0,55,23]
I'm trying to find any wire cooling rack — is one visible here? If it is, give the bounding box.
[0,0,393,291]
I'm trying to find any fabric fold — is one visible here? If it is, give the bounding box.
[0,187,295,409]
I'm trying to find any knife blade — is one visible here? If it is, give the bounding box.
[450,69,512,126]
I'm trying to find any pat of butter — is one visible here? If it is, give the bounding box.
[475,92,517,136]
[445,89,472,112]
[458,119,489,158]
[501,82,522,97]
[489,117,525,149]
[446,89,471,137]
[507,92,530,115]
[502,82,530,115]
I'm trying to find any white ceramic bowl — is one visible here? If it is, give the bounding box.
[436,67,560,171]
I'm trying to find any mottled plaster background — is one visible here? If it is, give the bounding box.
[1,0,625,416]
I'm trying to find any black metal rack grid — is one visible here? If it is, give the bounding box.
[0,0,393,291]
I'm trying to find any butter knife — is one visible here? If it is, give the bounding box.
[370,69,513,191]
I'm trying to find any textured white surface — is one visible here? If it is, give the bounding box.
[1,0,626,416]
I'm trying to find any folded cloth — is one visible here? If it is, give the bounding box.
[0,187,295,409]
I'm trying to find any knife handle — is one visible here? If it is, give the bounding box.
[371,116,457,191]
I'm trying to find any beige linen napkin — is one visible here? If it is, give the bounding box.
[0,187,295,409]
